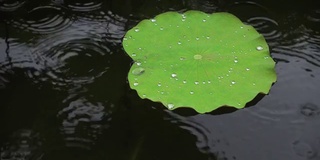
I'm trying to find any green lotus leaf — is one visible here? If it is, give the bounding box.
[123,10,277,113]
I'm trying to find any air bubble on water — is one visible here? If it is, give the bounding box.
[183,80,187,84]
[190,91,194,94]
[171,73,177,78]
[151,19,156,22]
[133,82,139,86]
[168,103,174,109]
[256,46,263,51]
[195,81,199,85]
[157,82,161,87]
[134,28,139,32]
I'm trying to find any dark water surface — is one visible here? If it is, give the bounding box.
[1,0,320,160]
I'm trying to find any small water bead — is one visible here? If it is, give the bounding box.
[206,36,210,39]
[151,19,156,22]
[160,27,164,30]
[234,59,238,63]
[168,103,174,109]
[157,82,161,87]
[202,19,206,22]
[202,81,206,84]
[183,80,187,84]
[190,91,194,94]
[123,37,127,41]
[171,73,177,78]
[194,81,199,85]
[207,80,211,84]
[136,62,142,66]
[231,81,236,85]
[256,46,263,51]
[134,28,139,32]
[246,68,250,71]
[196,37,199,40]
[133,82,139,86]
[142,94,146,97]
[178,41,182,45]
[131,53,136,57]
[180,57,186,60]
[138,47,142,50]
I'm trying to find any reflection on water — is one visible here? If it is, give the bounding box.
[1,0,320,160]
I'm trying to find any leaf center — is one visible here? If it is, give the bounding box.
[193,54,202,60]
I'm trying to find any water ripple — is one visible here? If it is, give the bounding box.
[0,129,44,160]
[8,5,73,34]
[0,0,25,12]
[247,16,282,45]
[65,0,102,12]
[29,38,111,89]
[57,97,112,150]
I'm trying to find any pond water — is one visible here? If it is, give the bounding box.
[1,0,320,160]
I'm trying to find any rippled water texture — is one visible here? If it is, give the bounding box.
[1,0,320,160]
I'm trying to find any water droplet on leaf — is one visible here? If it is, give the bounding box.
[256,46,263,51]
[168,103,174,109]
[132,67,145,75]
